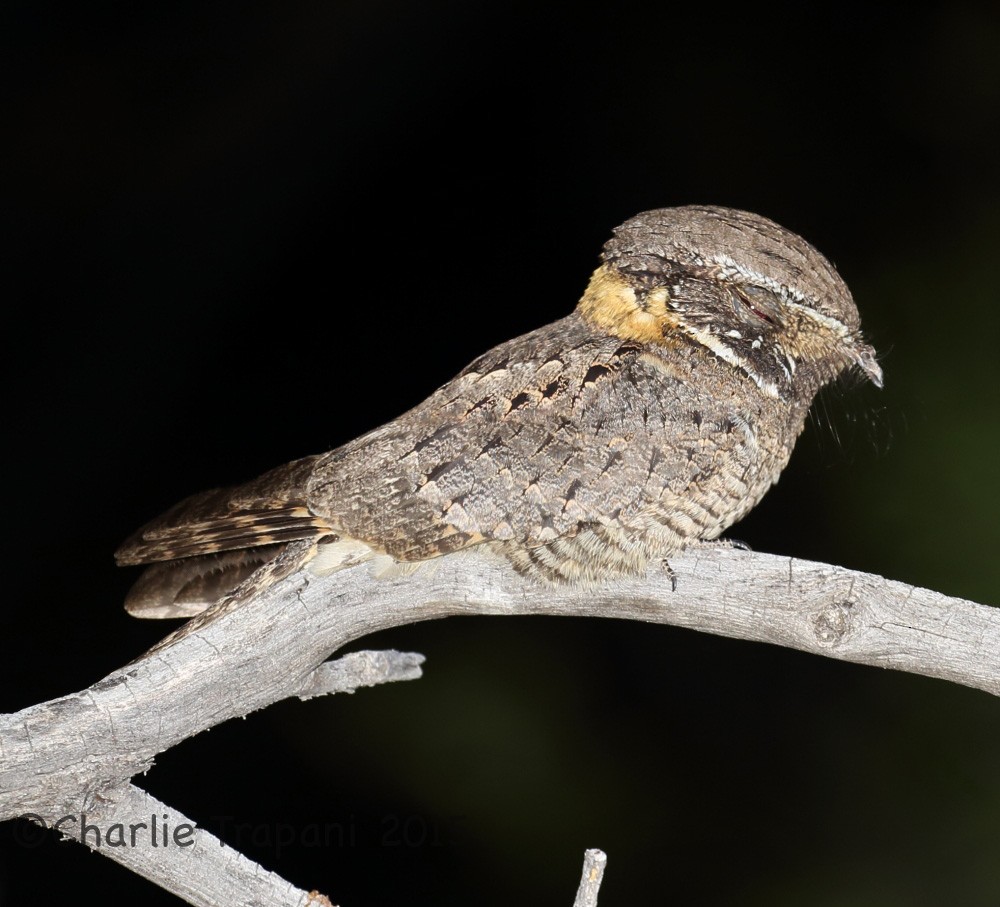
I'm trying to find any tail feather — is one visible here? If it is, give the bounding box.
[124,546,286,618]
[115,455,334,566]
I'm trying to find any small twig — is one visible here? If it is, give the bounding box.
[572,849,608,907]
[295,649,425,700]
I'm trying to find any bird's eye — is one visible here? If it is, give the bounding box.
[733,286,782,326]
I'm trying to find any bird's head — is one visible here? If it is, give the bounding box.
[577,205,882,400]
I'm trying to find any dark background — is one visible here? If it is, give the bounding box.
[2,3,999,905]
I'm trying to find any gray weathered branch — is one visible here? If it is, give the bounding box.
[46,784,319,907]
[573,848,608,907]
[1,547,998,904]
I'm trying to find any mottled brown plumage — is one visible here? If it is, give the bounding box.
[117,206,882,617]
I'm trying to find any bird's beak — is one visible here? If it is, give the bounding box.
[852,343,883,388]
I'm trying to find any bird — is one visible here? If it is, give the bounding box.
[116,205,882,618]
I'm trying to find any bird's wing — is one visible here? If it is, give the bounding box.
[115,318,632,572]
[116,316,707,609]
[306,321,696,576]
[115,454,331,566]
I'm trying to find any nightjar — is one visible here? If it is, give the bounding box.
[117,206,882,617]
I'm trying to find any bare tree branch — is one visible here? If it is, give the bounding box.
[1,547,997,904]
[573,849,608,907]
[44,784,319,907]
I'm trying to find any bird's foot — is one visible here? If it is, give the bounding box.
[660,559,678,592]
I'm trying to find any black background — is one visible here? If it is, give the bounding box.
[2,3,999,905]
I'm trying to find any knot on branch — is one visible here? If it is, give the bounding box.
[812,599,856,647]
